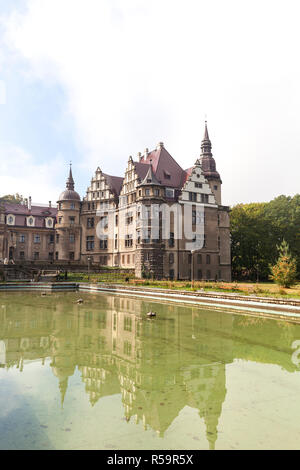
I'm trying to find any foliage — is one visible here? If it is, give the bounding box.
[0,193,24,204]
[270,240,298,287]
[231,195,300,281]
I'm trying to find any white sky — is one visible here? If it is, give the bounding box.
[0,0,300,205]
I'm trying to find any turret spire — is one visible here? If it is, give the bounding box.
[203,120,210,141]
[66,163,75,191]
[201,121,212,156]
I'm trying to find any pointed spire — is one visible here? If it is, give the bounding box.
[59,377,69,408]
[203,121,210,141]
[201,121,212,155]
[66,162,75,191]
[140,163,161,186]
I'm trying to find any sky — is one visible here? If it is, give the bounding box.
[0,0,299,206]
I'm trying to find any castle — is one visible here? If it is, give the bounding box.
[0,123,231,281]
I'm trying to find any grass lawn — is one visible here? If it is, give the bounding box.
[65,272,300,300]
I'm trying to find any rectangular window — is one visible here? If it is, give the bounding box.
[169,232,175,248]
[165,188,175,198]
[195,182,203,188]
[125,234,133,248]
[49,234,54,244]
[56,234,59,243]
[70,202,75,209]
[34,252,39,260]
[55,252,59,260]
[87,218,94,228]
[34,235,41,244]
[48,252,54,261]
[206,254,211,264]
[99,237,108,250]
[123,341,132,356]
[20,251,25,260]
[86,236,95,251]
[169,253,174,264]
[201,194,209,204]
[124,316,132,332]
[192,210,197,225]
[197,254,202,264]
[115,234,118,249]
[125,212,133,225]
[69,216,75,225]
[70,234,75,243]
[189,192,197,202]
[69,252,74,260]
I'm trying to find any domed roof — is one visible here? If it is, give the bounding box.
[59,189,81,201]
[58,165,81,202]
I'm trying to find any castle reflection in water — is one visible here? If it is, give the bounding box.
[0,293,299,450]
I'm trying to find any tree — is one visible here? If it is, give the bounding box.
[269,240,297,288]
[0,193,24,204]
[231,195,300,281]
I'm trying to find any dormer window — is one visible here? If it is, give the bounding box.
[27,216,35,227]
[164,171,171,180]
[46,217,54,228]
[7,214,15,226]
[165,188,175,198]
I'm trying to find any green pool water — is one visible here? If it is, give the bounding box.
[0,291,300,450]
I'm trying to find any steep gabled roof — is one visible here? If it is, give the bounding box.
[103,174,124,197]
[139,164,162,186]
[139,144,186,188]
[133,161,151,182]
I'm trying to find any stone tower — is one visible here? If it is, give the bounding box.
[135,163,165,279]
[56,165,81,262]
[200,122,222,205]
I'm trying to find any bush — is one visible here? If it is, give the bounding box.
[270,240,298,288]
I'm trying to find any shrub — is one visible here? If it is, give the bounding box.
[270,240,297,288]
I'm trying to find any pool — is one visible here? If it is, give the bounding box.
[0,291,300,450]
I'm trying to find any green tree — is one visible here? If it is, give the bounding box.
[0,193,24,204]
[231,195,300,281]
[270,240,297,287]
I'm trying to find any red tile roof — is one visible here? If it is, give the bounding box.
[3,202,57,217]
[139,146,186,189]
[2,203,57,228]
[103,174,124,197]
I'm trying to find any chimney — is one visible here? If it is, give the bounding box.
[144,148,149,159]
[137,152,142,162]
[28,197,32,211]
[49,201,52,208]
[156,142,164,150]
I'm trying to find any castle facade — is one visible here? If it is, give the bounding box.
[0,123,231,281]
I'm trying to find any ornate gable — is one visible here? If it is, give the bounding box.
[179,160,216,205]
